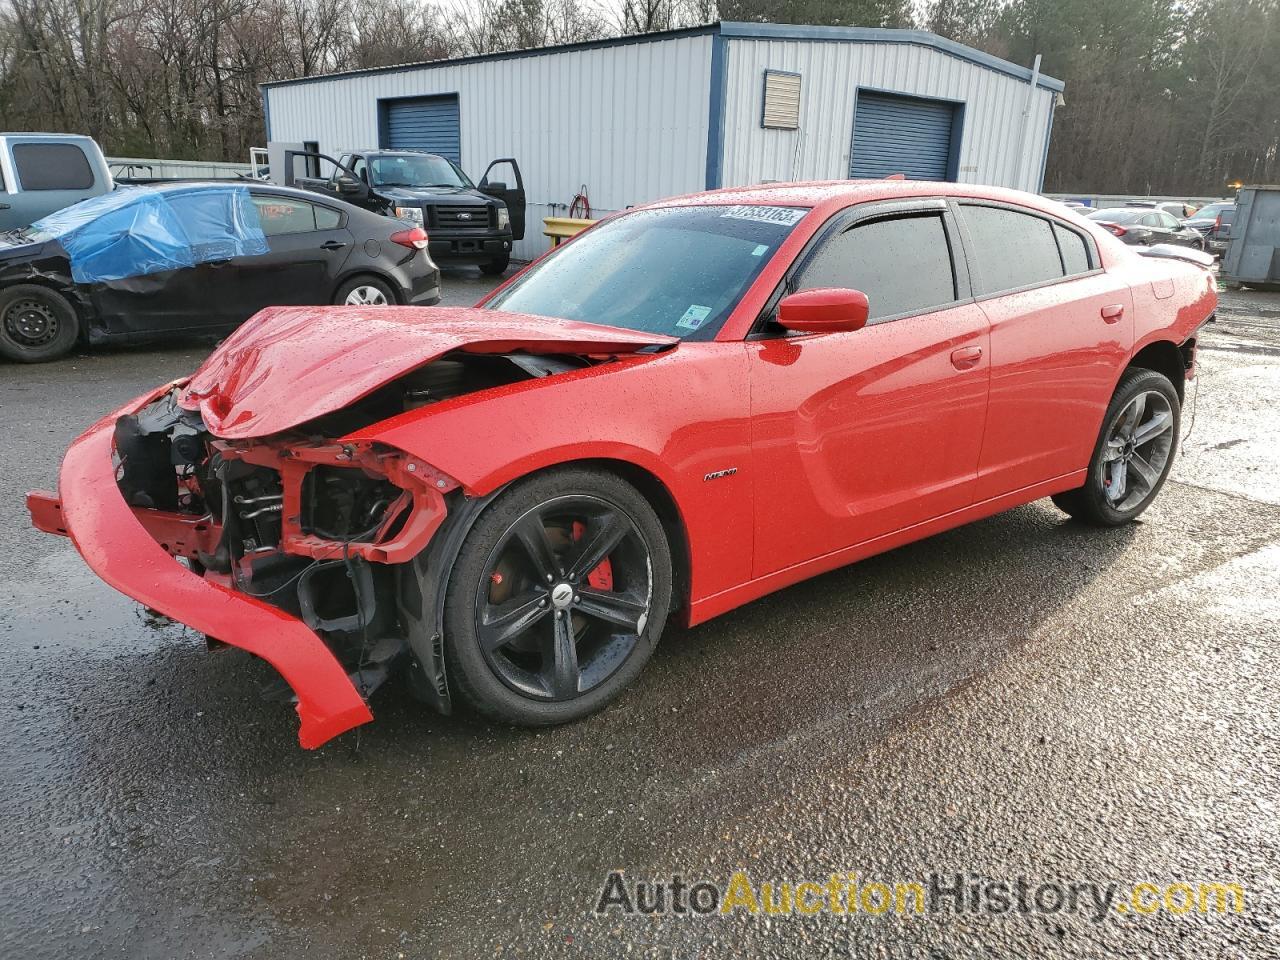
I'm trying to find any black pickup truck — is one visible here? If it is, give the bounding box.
[292,150,525,275]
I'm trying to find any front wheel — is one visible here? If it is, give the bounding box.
[441,467,672,725]
[480,255,510,276]
[0,284,80,362]
[1052,368,1180,526]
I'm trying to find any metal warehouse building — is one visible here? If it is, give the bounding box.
[262,21,1063,260]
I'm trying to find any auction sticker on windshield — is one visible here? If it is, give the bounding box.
[677,305,712,330]
[720,205,808,226]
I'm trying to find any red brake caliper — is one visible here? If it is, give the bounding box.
[572,521,613,590]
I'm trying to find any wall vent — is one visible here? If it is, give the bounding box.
[762,70,801,129]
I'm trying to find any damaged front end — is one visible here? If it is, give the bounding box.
[28,384,458,747]
[123,387,458,686]
[27,305,676,747]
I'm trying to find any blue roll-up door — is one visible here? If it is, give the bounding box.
[380,95,461,163]
[850,92,958,181]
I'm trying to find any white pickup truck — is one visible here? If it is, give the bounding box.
[0,133,113,231]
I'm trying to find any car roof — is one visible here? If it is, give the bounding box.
[124,180,346,205]
[645,179,1077,220]
[0,132,99,144]
[356,149,446,159]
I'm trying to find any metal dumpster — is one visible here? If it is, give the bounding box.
[1223,185,1280,288]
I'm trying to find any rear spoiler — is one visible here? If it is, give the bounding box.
[1137,244,1215,268]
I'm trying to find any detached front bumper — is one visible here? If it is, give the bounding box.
[27,396,374,749]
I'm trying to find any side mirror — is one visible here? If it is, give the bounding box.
[336,176,363,195]
[777,288,869,333]
[481,180,508,195]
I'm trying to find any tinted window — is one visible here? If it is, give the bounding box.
[487,204,807,339]
[1140,213,1162,227]
[798,213,956,320]
[1157,212,1181,228]
[1053,223,1091,275]
[315,205,341,229]
[12,143,94,191]
[252,196,320,235]
[962,205,1064,294]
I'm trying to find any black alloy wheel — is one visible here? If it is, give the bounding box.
[441,468,672,725]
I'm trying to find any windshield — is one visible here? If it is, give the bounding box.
[1089,209,1144,224]
[486,204,809,339]
[369,154,471,189]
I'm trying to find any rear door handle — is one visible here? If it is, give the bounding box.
[0,202,10,210]
[950,345,983,370]
[1101,303,1125,323]
[320,240,348,251]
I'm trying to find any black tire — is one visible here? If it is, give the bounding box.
[441,467,672,725]
[333,275,396,306]
[0,284,80,363]
[1052,368,1180,526]
[480,255,510,276]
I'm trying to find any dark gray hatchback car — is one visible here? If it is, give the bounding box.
[0,182,440,363]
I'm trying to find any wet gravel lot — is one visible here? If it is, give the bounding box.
[1,273,1278,959]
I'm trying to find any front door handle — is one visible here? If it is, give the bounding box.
[950,345,983,370]
[0,202,10,210]
[1101,303,1125,323]
[320,240,348,251]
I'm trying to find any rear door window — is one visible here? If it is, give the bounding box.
[1053,223,1092,276]
[315,205,342,230]
[252,196,321,235]
[797,213,957,321]
[12,143,95,191]
[960,205,1064,294]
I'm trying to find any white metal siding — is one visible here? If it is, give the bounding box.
[265,35,713,260]
[719,37,1055,192]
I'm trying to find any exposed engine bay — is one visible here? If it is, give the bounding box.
[109,350,596,703]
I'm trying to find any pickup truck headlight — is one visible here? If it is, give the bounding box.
[394,206,424,226]
[496,207,510,230]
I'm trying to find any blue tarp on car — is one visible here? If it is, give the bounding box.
[29,185,268,284]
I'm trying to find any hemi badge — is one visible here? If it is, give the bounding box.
[703,468,738,482]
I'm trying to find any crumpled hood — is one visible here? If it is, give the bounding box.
[179,305,675,439]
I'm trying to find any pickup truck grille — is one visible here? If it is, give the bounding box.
[431,205,492,229]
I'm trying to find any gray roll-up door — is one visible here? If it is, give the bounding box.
[850,92,958,181]
[380,95,461,163]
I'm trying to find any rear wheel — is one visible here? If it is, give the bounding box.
[335,276,395,306]
[1052,368,1180,526]
[480,254,510,276]
[441,467,671,725]
[0,284,80,363]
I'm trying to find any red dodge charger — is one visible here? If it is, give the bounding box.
[28,181,1217,747]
